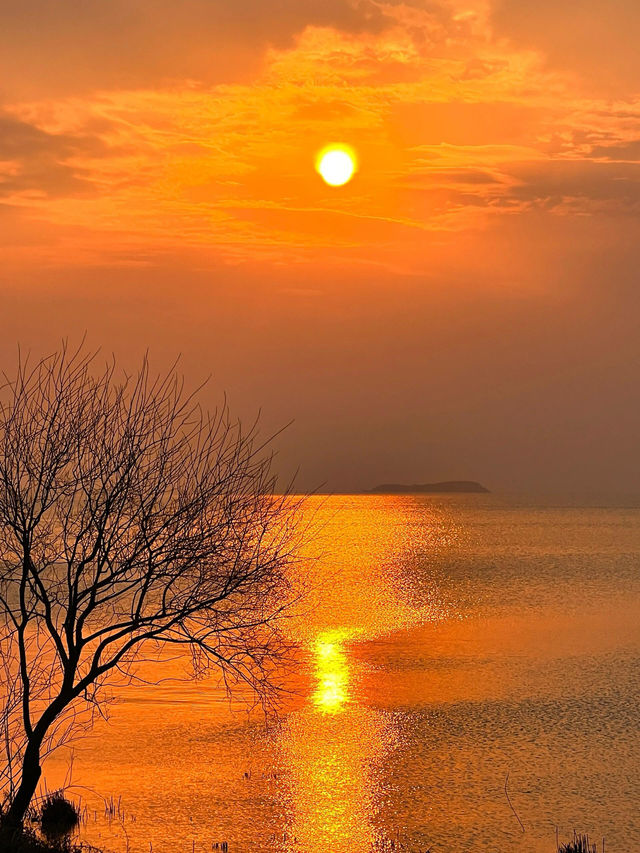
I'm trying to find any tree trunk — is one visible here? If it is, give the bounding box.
[4,740,42,828]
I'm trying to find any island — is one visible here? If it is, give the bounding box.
[370,480,489,494]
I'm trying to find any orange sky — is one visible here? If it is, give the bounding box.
[1,0,640,496]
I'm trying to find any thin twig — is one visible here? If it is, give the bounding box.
[504,772,525,833]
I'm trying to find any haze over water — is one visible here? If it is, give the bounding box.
[48,495,640,853]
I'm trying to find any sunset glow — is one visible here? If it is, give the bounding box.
[2,3,640,853]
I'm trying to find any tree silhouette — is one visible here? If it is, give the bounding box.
[0,344,299,827]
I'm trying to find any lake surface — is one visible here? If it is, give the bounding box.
[46,495,640,853]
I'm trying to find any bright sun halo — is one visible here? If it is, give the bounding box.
[316,145,357,186]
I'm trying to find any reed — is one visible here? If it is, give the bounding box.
[0,824,97,853]
[558,830,604,853]
[39,795,80,841]
[0,791,101,853]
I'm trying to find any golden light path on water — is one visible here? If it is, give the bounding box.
[277,627,386,853]
[272,497,457,853]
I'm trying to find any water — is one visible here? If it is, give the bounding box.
[46,495,640,852]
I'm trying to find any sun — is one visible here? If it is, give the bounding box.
[316,145,357,186]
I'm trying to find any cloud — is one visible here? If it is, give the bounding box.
[397,158,640,221]
[491,0,640,93]
[0,0,392,97]
[504,159,640,212]
[390,101,540,148]
[0,112,107,198]
[429,168,501,185]
[590,140,640,161]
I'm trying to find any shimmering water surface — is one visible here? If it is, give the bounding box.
[46,496,640,852]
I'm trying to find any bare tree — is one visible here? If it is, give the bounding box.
[0,344,300,827]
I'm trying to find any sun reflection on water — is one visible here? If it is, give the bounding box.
[280,630,392,853]
[313,634,351,713]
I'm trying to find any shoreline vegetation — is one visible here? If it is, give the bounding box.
[0,792,605,853]
[557,833,604,853]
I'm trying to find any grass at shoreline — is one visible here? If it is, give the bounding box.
[0,798,604,853]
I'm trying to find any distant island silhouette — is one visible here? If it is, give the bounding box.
[370,480,489,494]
